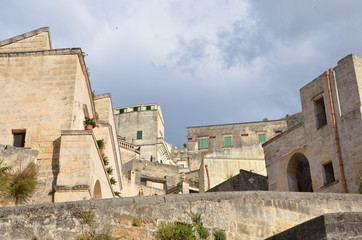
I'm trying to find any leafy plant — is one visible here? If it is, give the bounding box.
[97,139,105,149]
[0,162,38,205]
[110,177,117,185]
[101,154,109,166]
[359,176,362,194]
[213,229,226,240]
[84,117,96,128]
[156,222,195,240]
[132,217,142,227]
[114,191,121,197]
[106,167,113,175]
[78,209,96,225]
[190,212,209,239]
[197,226,210,239]
[75,230,118,240]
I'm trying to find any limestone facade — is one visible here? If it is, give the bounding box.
[0,27,122,204]
[185,120,287,191]
[114,104,173,164]
[264,54,362,194]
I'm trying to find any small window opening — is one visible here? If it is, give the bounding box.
[137,131,143,140]
[199,139,208,149]
[13,130,26,147]
[315,97,327,129]
[224,137,232,147]
[119,108,125,114]
[133,107,139,111]
[323,162,335,185]
[258,134,266,143]
[146,106,152,110]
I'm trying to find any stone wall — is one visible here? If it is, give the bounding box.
[0,144,38,171]
[207,169,268,192]
[0,192,361,240]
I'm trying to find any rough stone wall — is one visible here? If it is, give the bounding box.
[199,146,267,192]
[0,144,38,171]
[207,169,268,192]
[0,192,361,240]
[0,27,51,53]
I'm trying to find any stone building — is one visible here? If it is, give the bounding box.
[185,120,287,192]
[0,27,124,204]
[263,54,362,194]
[114,104,173,164]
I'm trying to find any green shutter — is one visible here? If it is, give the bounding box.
[119,109,125,114]
[224,137,232,147]
[258,134,266,143]
[199,139,208,149]
[137,131,143,140]
[146,106,151,110]
[133,107,139,111]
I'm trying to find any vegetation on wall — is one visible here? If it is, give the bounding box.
[97,139,105,149]
[0,161,38,205]
[359,176,362,194]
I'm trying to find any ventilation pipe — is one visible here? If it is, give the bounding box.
[324,70,348,193]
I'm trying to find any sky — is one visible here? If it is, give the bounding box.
[1,0,362,147]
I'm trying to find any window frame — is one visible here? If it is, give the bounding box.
[136,130,143,140]
[258,133,267,143]
[199,139,208,149]
[224,136,232,147]
[13,130,26,147]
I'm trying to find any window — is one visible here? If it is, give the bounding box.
[146,106,152,110]
[224,137,232,147]
[199,139,208,149]
[133,107,139,111]
[258,134,266,143]
[137,131,143,140]
[323,162,335,185]
[314,97,327,129]
[13,130,26,147]
[119,108,125,114]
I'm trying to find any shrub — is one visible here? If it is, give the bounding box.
[75,230,118,240]
[79,209,96,225]
[132,217,142,227]
[198,226,210,239]
[110,177,117,185]
[106,167,113,175]
[0,162,38,205]
[114,191,121,197]
[213,229,226,240]
[97,139,105,149]
[156,222,195,240]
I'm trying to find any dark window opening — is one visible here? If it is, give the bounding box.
[119,108,125,114]
[315,97,327,129]
[323,162,335,185]
[13,131,26,147]
[137,131,143,140]
[133,107,139,111]
[275,130,282,134]
[146,106,152,110]
[241,133,249,137]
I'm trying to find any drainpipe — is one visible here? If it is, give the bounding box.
[325,70,348,193]
[205,164,210,191]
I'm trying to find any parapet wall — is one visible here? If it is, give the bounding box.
[0,191,361,240]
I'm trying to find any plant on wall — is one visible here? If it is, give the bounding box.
[110,177,117,185]
[101,154,109,166]
[359,176,362,194]
[0,161,38,205]
[97,139,105,149]
[106,167,113,175]
[84,117,96,128]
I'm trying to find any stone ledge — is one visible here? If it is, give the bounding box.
[61,130,94,136]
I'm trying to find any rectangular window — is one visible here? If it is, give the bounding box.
[258,134,266,143]
[199,139,208,149]
[146,106,152,110]
[224,137,232,147]
[13,131,26,147]
[241,133,249,137]
[314,97,327,129]
[119,108,125,114]
[137,131,143,140]
[133,107,139,111]
[323,162,335,185]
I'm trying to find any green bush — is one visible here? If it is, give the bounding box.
[106,167,113,175]
[132,217,142,227]
[213,229,226,240]
[78,209,96,225]
[109,177,117,185]
[75,230,118,240]
[156,222,195,240]
[198,226,210,239]
[97,139,105,149]
[0,162,38,205]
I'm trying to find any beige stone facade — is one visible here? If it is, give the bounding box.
[264,54,362,194]
[185,120,287,192]
[114,104,173,164]
[0,27,123,204]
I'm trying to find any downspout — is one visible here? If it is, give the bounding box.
[324,70,348,193]
[205,164,210,191]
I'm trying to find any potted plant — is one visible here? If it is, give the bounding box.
[97,139,105,153]
[84,117,96,130]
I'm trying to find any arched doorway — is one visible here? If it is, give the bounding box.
[287,153,313,192]
[93,180,102,199]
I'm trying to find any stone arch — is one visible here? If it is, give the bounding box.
[93,180,102,199]
[287,153,313,192]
